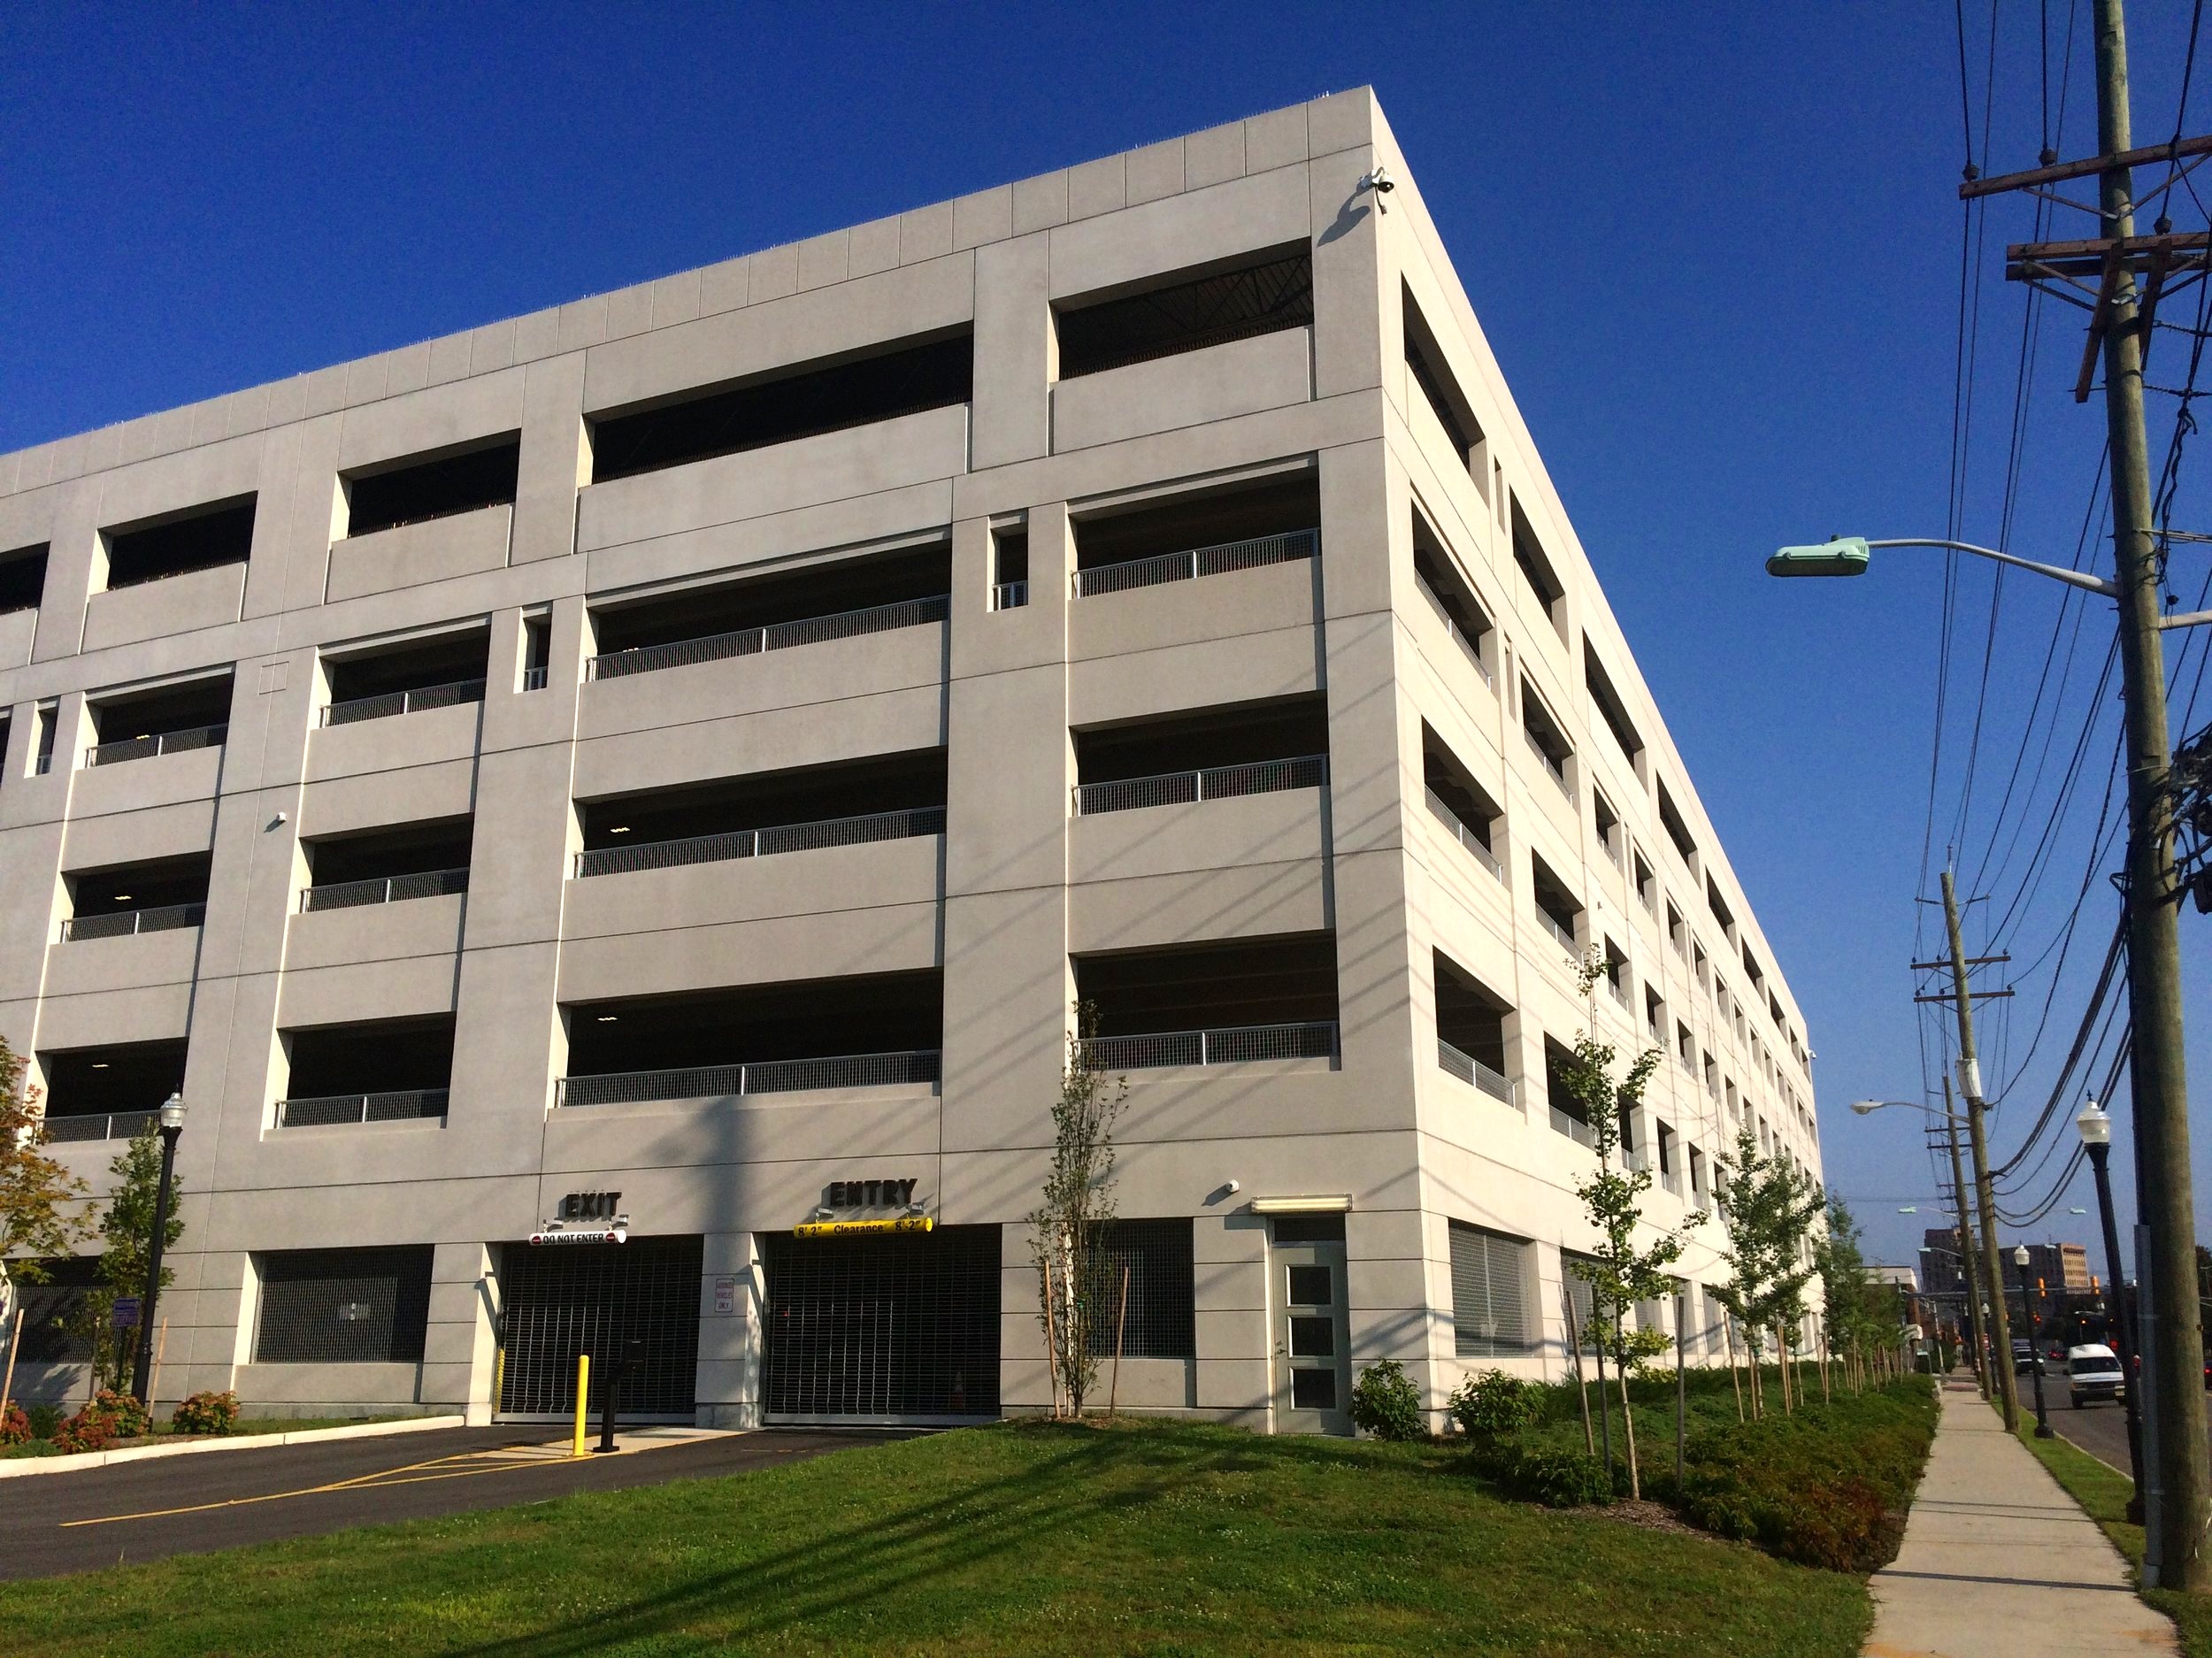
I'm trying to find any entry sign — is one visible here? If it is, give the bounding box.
[714,1276,738,1315]
[111,1296,142,1329]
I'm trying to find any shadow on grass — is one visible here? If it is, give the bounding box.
[430,1423,1334,1656]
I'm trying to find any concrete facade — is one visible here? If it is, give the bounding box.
[0,90,1822,1430]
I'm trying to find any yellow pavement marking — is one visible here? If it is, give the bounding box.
[61,1442,599,1529]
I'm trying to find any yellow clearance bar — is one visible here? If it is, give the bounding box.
[795,1216,935,1238]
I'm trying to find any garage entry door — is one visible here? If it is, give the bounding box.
[761,1224,1001,1421]
[497,1234,703,1419]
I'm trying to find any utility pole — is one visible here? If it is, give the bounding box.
[1940,869,2019,1431]
[2092,0,2211,1590]
[1957,0,2211,1580]
[1942,1086,1991,1398]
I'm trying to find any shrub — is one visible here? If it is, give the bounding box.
[1348,1359,1425,1441]
[1494,1443,1616,1508]
[171,1390,240,1436]
[0,1401,28,1446]
[1448,1370,1545,1445]
[1670,1379,1935,1571]
[26,1402,63,1440]
[54,1388,150,1453]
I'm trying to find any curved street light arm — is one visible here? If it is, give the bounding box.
[1864,540,2121,599]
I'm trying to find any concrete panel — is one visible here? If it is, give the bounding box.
[562,836,941,940]
[575,405,969,555]
[334,370,526,472]
[1067,555,1317,666]
[298,759,476,839]
[1048,163,1310,301]
[70,745,227,821]
[1070,789,1325,887]
[325,503,513,603]
[512,354,588,565]
[35,979,191,1048]
[42,925,202,996]
[554,902,939,1003]
[276,952,459,1027]
[972,234,1051,471]
[0,608,34,672]
[1051,328,1311,454]
[1067,624,1318,732]
[304,700,482,783]
[1069,857,1327,954]
[82,563,246,653]
[235,1362,422,1409]
[61,796,217,869]
[574,635,942,756]
[285,893,466,972]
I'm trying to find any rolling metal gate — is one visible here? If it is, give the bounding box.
[496,1234,703,1419]
[761,1224,1001,1420]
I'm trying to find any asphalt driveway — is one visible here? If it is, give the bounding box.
[0,1425,909,1580]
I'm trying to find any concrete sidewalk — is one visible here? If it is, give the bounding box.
[1865,1380,2176,1657]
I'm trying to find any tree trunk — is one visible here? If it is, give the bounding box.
[1724,1313,1744,1423]
[1615,1315,1641,1501]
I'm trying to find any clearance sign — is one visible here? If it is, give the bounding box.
[795,1216,936,1239]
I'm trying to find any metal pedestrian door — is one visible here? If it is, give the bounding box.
[760,1224,1000,1421]
[1271,1218,1352,1434]
[497,1234,703,1419]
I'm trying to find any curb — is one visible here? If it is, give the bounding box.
[0,1415,468,1478]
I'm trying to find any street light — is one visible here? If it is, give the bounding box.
[2013,1243,2055,1439]
[128,1093,185,1408]
[2078,1099,2147,1516]
[1773,530,2208,1580]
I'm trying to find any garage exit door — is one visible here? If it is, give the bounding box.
[497,1234,703,1419]
[761,1224,1000,1421]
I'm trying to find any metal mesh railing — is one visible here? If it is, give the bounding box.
[992,581,1028,610]
[1549,1105,1595,1148]
[42,1109,157,1143]
[301,868,471,912]
[1416,576,1494,687]
[522,665,549,691]
[557,1049,941,1108]
[323,678,486,727]
[1074,754,1325,817]
[1079,1022,1339,1071]
[1423,787,1503,879]
[1072,528,1317,599]
[586,594,949,681]
[61,903,204,941]
[1437,1038,1517,1107]
[575,806,945,879]
[275,1089,449,1127]
[1522,727,1577,802]
[85,724,226,767]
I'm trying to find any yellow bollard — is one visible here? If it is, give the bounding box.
[572,1355,590,1458]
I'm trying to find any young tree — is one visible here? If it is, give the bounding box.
[0,1035,88,1278]
[73,1127,185,1393]
[1711,1129,1821,1417]
[1816,1194,1882,1392]
[1027,1005,1127,1418]
[1560,955,1705,1500]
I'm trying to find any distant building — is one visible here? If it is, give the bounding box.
[1919,1232,2090,1301]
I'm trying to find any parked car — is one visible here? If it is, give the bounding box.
[2012,1338,2038,1374]
[2069,1345,2126,1409]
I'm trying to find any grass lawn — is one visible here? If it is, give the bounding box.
[2011,1416,2212,1656]
[0,1418,1874,1657]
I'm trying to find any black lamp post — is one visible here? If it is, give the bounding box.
[2078,1099,2147,1518]
[128,1092,186,1407]
[2012,1244,2055,1439]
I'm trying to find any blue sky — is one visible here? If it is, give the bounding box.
[4,3,2207,1270]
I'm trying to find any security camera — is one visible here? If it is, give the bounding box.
[1367,165,1394,194]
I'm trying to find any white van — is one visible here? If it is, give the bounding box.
[2067,1344,2126,1408]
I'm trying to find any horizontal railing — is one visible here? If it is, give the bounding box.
[575,806,946,879]
[1600,835,1623,869]
[586,594,949,681]
[86,724,226,767]
[1423,787,1503,879]
[1660,1168,1685,1197]
[1538,910,1578,953]
[1072,528,1317,599]
[992,580,1028,610]
[1548,1105,1595,1148]
[522,664,549,691]
[42,1109,157,1143]
[557,1049,941,1108]
[1079,1022,1340,1071]
[1416,577,1494,687]
[302,868,471,912]
[276,1089,449,1128]
[61,903,205,942]
[1074,755,1326,817]
[323,678,486,727]
[1607,976,1630,1007]
[1437,1038,1517,1108]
